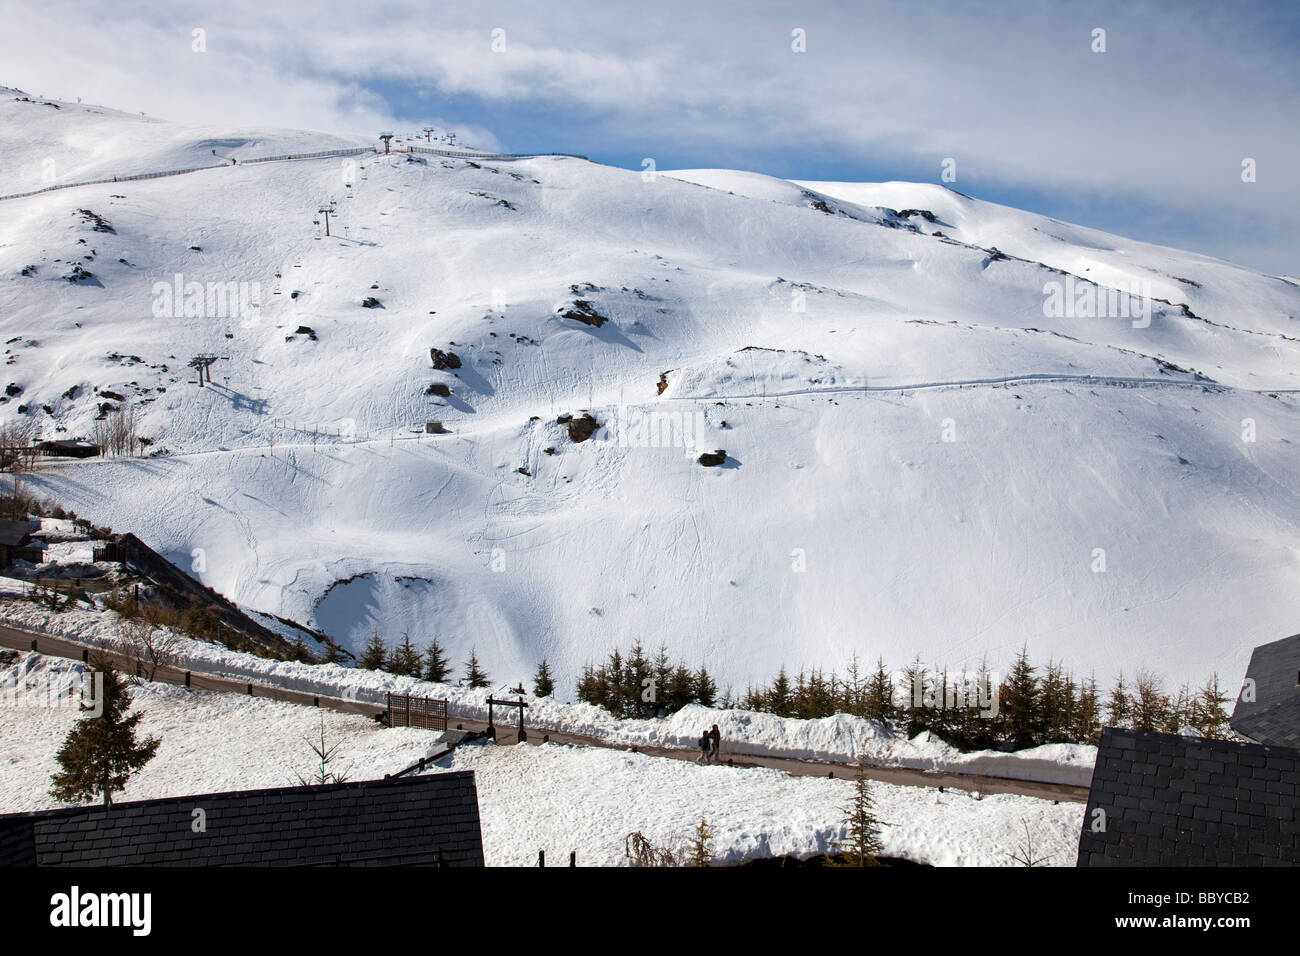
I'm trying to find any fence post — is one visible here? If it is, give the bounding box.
[185,671,191,687]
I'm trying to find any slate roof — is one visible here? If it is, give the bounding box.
[1230,633,1300,748]
[1077,727,1299,866]
[0,519,39,548]
[0,771,483,867]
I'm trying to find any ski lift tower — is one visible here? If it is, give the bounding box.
[188,354,221,388]
[379,131,395,154]
[317,202,337,237]
[422,126,435,142]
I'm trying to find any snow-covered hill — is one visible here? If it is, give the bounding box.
[2,90,1297,694]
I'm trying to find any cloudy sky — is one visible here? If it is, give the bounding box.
[3,0,1296,274]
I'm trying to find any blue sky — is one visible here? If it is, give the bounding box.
[5,0,1297,273]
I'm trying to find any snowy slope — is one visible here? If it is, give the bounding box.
[1,91,1298,697]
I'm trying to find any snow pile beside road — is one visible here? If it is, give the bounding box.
[0,650,1084,866]
[0,597,1096,786]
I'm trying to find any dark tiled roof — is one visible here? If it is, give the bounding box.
[1231,633,1300,747]
[0,771,483,867]
[1077,728,1299,867]
[0,519,39,547]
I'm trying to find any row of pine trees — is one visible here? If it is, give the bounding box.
[574,644,1235,751]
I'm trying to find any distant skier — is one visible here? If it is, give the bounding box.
[696,730,710,764]
[709,724,721,762]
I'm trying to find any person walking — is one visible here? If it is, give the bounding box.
[709,724,721,762]
[696,730,711,764]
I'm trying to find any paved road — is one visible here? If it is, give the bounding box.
[0,622,1090,803]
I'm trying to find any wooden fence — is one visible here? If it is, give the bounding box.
[387,692,449,731]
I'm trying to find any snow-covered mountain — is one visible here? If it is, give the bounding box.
[2,91,1297,693]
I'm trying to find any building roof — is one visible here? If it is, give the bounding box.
[0,519,39,548]
[0,771,483,867]
[1230,633,1300,747]
[1077,727,1299,867]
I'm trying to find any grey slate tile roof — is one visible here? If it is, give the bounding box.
[1077,727,1299,866]
[1230,633,1300,748]
[0,771,483,867]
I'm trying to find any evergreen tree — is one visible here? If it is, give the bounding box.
[423,639,451,683]
[50,657,160,806]
[389,632,422,678]
[830,755,887,866]
[688,815,714,867]
[358,629,388,671]
[1131,671,1172,732]
[1072,674,1102,744]
[694,665,717,709]
[767,667,794,717]
[1192,674,1231,739]
[533,658,555,697]
[464,649,491,689]
[999,646,1042,750]
[1040,661,1074,743]
[1107,672,1131,728]
[900,656,933,738]
[863,657,897,727]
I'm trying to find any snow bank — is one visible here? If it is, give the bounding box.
[0,597,1096,786]
[0,650,1085,866]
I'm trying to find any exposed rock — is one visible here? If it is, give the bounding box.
[560,300,608,327]
[430,348,462,370]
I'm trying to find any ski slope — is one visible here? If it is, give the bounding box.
[1,90,1298,695]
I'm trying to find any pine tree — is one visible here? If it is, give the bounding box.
[900,656,933,738]
[50,657,161,806]
[694,665,717,709]
[1107,672,1131,728]
[464,649,490,689]
[999,646,1042,750]
[423,639,451,683]
[1192,674,1231,739]
[389,632,422,678]
[1131,671,1171,732]
[863,657,897,727]
[688,815,714,867]
[767,667,793,717]
[358,629,388,671]
[831,755,887,866]
[533,659,555,697]
[1072,674,1102,744]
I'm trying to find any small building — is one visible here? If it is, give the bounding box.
[1076,727,1299,866]
[425,421,446,434]
[1230,633,1300,748]
[35,439,100,459]
[0,518,42,568]
[0,771,484,866]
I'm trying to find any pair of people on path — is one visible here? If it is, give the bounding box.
[696,724,721,764]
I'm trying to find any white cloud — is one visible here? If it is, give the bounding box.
[2,0,1294,271]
